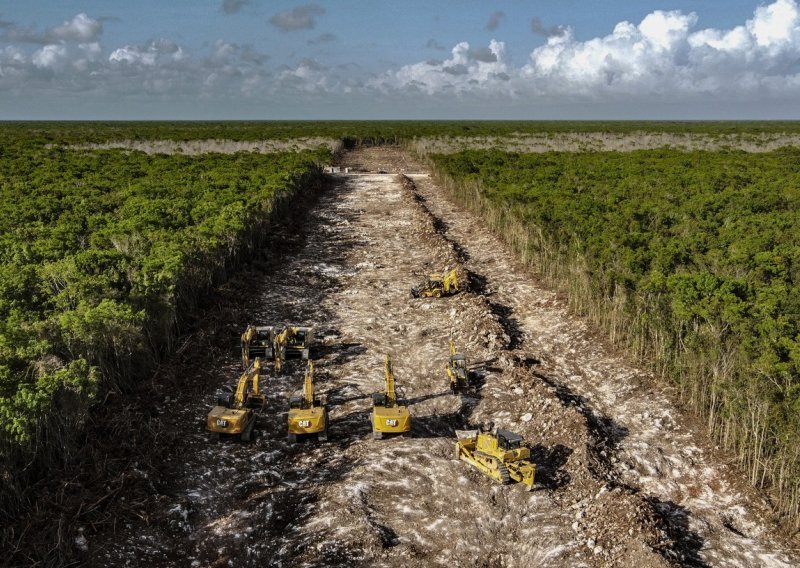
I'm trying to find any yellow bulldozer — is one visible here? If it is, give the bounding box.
[207,358,266,441]
[273,325,314,373]
[371,354,411,439]
[411,268,460,298]
[241,325,275,369]
[456,424,536,490]
[287,361,328,443]
[446,340,472,393]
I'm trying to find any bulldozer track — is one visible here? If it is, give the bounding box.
[82,147,797,568]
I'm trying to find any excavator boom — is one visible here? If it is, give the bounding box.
[304,361,315,406]
[384,354,396,406]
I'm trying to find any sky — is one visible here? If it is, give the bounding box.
[1,0,800,119]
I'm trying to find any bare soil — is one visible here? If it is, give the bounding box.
[74,147,797,567]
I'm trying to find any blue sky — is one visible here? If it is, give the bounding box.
[1,1,799,119]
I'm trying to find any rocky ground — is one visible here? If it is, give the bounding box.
[77,147,797,567]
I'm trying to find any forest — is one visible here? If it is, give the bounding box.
[0,127,328,519]
[427,148,800,520]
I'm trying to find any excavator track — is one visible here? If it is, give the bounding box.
[472,451,510,486]
[498,463,511,485]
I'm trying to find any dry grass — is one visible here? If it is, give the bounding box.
[411,132,800,154]
[75,137,340,155]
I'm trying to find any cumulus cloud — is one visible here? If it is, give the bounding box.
[51,13,102,42]
[109,39,185,67]
[269,4,325,32]
[207,39,268,66]
[221,0,250,14]
[372,0,800,104]
[520,0,800,99]
[5,13,103,44]
[372,40,512,96]
[486,11,504,31]
[32,45,68,70]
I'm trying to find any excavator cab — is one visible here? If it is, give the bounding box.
[446,341,472,392]
[241,325,275,369]
[282,325,314,359]
[274,325,314,373]
[497,429,523,451]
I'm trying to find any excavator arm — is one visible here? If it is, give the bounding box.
[233,367,250,407]
[384,354,396,406]
[303,361,315,407]
[273,328,286,373]
[443,269,459,293]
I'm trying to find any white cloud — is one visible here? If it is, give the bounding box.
[32,44,68,70]
[109,46,156,66]
[519,0,800,99]
[6,13,103,44]
[372,0,800,103]
[51,13,103,42]
[109,40,186,67]
[373,39,512,96]
[4,1,800,116]
[276,58,331,92]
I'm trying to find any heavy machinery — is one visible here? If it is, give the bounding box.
[287,361,328,443]
[411,268,460,298]
[371,355,411,439]
[455,424,536,490]
[446,340,472,393]
[241,325,275,369]
[207,358,266,441]
[273,325,314,373]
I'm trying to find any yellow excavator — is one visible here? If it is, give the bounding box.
[456,424,536,490]
[287,361,328,443]
[241,325,275,369]
[446,340,472,393]
[273,325,314,373]
[371,354,411,439]
[207,358,266,441]
[411,268,460,298]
